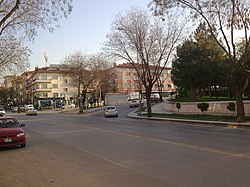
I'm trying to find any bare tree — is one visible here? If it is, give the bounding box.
[0,36,31,75]
[151,0,250,122]
[0,0,72,72]
[92,56,117,103]
[104,8,185,117]
[62,51,100,113]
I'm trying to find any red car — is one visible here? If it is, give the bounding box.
[0,117,26,148]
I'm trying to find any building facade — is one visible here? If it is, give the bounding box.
[22,65,78,109]
[112,63,175,95]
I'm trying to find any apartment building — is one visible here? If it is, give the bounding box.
[22,65,78,109]
[112,63,175,96]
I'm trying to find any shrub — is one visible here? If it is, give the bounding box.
[227,102,236,115]
[176,102,181,114]
[197,102,209,114]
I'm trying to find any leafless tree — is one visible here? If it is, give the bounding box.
[104,8,186,117]
[0,0,72,72]
[151,0,250,122]
[61,51,100,113]
[91,56,117,103]
[0,36,31,75]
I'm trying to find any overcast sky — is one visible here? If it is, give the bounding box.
[26,0,150,70]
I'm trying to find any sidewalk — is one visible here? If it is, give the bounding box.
[127,101,250,129]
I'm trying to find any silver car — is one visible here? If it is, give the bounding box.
[26,108,38,116]
[104,106,118,117]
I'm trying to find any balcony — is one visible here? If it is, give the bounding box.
[32,88,52,92]
[33,78,52,83]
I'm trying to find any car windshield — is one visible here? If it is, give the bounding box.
[0,108,4,111]
[0,119,19,128]
[107,107,116,110]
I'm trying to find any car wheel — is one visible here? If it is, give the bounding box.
[21,144,26,148]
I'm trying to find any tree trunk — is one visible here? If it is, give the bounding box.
[145,86,152,117]
[235,90,245,123]
[190,86,196,102]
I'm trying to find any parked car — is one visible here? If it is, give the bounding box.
[0,107,6,116]
[25,104,34,111]
[26,108,38,116]
[12,107,19,113]
[18,105,25,113]
[104,106,118,117]
[0,117,26,148]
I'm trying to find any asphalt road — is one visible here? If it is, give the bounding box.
[1,106,250,187]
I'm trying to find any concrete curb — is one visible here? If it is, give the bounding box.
[126,112,250,129]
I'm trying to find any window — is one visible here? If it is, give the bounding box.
[41,93,48,97]
[64,79,68,83]
[41,84,47,89]
[41,75,47,80]
[52,84,58,88]
[53,93,58,97]
[53,75,59,80]
[64,88,68,92]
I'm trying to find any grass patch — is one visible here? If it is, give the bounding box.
[150,113,250,122]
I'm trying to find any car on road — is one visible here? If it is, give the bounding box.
[0,108,6,116]
[0,117,26,148]
[18,105,25,113]
[104,106,118,117]
[129,99,144,108]
[129,99,140,108]
[12,106,19,113]
[0,107,6,116]
[26,108,38,116]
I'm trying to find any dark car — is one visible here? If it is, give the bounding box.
[0,117,26,148]
[18,105,25,113]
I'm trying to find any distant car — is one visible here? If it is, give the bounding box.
[104,106,118,117]
[12,107,19,113]
[0,107,6,115]
[18,105,25,113]
[129,99,140,108]
[26,108,38,116]
[0,117,26,148]
[25,104,34,111]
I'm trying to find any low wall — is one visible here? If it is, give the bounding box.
[164,101,250,115]
[105,93,128,105]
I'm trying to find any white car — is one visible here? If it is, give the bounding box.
[25,104,34,111]
[104,106,118,117]
[0,108,6,116]
[26,108,38,116]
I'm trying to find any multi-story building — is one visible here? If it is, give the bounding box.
[2,63,175,108]
[112,63,175,96]
[22,65,78,109]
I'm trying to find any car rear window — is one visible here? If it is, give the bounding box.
[107,107,116,110]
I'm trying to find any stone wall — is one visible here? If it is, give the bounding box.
[164,101,250,115]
